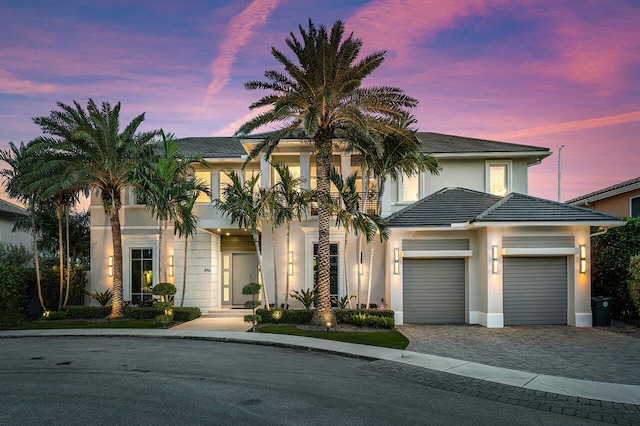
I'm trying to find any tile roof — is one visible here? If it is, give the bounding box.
[386,188,622,227]
[177,137,247,158]
[416,132,550,154]
[0,199,28,217]
[566,176,640,205]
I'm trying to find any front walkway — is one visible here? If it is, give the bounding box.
[398,324,640,385]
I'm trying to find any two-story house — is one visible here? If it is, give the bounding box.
[89,132,623,327]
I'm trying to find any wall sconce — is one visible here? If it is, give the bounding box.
[492,245,499,274]
[580,245,586,273]
[108,256,113,277]
[169,255,174,277]
[393,248,400,275]
[359,252,363,276]
[288,251,293,276]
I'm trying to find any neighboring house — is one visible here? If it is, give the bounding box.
[0,198,31,249]
[566,177,640,218]
[89,132,624,327]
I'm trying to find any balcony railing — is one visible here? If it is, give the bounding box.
[309,191,379,216]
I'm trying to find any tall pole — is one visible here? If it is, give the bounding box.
[557,145,565,202]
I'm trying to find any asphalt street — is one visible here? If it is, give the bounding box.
[0,336,604,425]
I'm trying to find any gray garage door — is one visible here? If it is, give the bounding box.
[503,257,567,325]
[403,258,465,324]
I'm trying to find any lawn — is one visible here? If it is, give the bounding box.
[13,320,158,330]
[258,325,409,349]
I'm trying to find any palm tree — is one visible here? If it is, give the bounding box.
[132,130,208,284]
[213,171,270,309]
[347,114,440,307]
[174,177,208,308]
[271,163,312,310]
[236,20,418,325]
[0,142,47,311]
[32,100,158,318]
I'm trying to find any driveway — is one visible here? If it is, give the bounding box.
[398,324,640,385]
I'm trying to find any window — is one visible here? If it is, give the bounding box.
[270,165,299,186]
[631,196,640,217]
[313,243,339,304]
[131,249,153,304]
[400,174,420,202]
[195,171,211,203]
[219,170,234,201]
[486,161,510,196]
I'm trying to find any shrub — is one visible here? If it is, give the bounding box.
[124,306,157,320]
[335,309,395,329]
[0,265,33,328]
[173,307,201,321]
[40,262,87,308]
[64,305,112,319]
[257,308,313,324]
[592,218,640,318]
[289,288,316,309]
[154,314,174,327]
[84,288,113,306]
[42,310,68,320]
[628,256,640,317]
[0,242,33,267]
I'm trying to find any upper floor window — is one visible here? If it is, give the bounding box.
[219,170,234,202]
[486,161,510,197]
[400,174,420,202]
[631,196,640,217]
[195,171,211,203]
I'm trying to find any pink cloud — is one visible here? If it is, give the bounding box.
[0,69,59,94]
[202,0,280,106]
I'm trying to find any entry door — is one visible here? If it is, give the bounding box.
[131,248,153,304]
[232,253,259,306]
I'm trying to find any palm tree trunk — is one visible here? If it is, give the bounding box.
[271,223,279,309]
[180,235,188,307]
[344,232,353,309]
[56,205,64,310]
[356,233,362,309]
[64,206,71,307]
[108,206,125,318]
[284,223,291,310]
[158,218,165,283]
[366,244,374,309]
[253,228,270,310]
[30,205,46,312]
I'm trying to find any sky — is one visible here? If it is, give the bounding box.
[1,0,639,204]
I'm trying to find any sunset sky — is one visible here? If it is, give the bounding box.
[1,0,638,203]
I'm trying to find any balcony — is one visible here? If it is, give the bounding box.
[309,191,379,216]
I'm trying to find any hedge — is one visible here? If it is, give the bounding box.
[124,306,201,321]
[257,308,313,324]
[173,307,201,321]
[64,305,112,319]
[0,265,33,329]
[256,308,395,328]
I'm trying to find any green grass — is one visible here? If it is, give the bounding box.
[14,320,158,330]
[258,325,409,349]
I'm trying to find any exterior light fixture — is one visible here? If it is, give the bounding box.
[492,245,499,274]
[288,251,293,276]
[169,255,174,277]
[393,248,400,275]
[580,245,587,273]
[108,256,113,277]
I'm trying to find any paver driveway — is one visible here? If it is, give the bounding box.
[398,325,640,385]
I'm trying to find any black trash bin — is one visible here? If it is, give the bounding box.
[591,296,612,326]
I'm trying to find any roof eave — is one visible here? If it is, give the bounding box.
[469,220,627,228]
[567,182,640,205]
[429,150,551,164]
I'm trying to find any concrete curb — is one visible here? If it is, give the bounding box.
[2,328,639,406]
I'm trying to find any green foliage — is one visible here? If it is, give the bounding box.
[0,242,33,267]
[257,308,313,324]
[124,306,157,320]
[154,301,172,314]
[0,265,33,328]
[64,305,112,319]
[154,314,174,327]
[259,325,409,350]
[152,282,177,296]
[84,288,113,306]
[244,300,260,309]
[244,314,262,324]
[289,288,316,310]
[40,261,87,308]
[331,294,355,309]
[242,282,261,295]
[628,256,640,317]
[592,218,640,317]
[335,309,395,329]
[42,310,68,320]
[173,307,201,321]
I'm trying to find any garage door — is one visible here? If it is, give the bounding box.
[503,257,567,325]
[403,258,465,324]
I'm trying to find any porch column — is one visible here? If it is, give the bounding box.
[340,152,351,180]
[260,152,271,189]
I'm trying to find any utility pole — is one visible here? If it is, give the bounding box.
[557,145,565,202]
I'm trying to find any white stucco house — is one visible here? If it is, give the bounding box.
[89,132,623,327]
[0,198,31,249]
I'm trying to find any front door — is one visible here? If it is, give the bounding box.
[131,248,153,304]
[232,253,259,307]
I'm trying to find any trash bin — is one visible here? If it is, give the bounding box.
[591,296,612,326]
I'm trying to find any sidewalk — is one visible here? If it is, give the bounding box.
[2,327,639,406]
